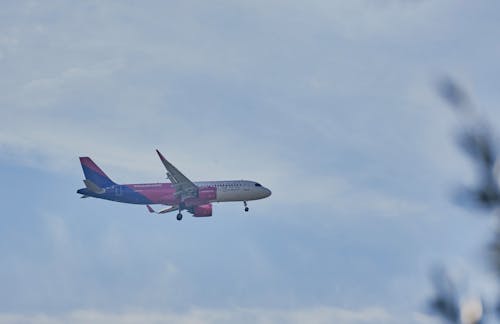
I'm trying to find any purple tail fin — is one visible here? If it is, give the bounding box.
[79,157,116,188]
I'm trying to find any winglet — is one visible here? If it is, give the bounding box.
[147,205,155,213]
[156,149,167,163]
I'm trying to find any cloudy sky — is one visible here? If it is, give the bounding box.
[1,1,500,323]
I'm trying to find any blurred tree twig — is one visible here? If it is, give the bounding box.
[427,76,500,324]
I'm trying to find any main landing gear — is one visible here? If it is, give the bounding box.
[244,201,249,212]
[177,203,185,221]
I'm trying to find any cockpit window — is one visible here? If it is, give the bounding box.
[255,183,262,187]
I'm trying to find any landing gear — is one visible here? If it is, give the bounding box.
[177,203,185,221]
[244,201,249,212]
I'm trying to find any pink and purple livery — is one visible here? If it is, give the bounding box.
[77,150,272,220]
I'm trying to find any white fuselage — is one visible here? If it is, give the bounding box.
[195,180,272,202]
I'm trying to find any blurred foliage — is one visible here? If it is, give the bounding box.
[429,266,460,323]
[427,76,499,324]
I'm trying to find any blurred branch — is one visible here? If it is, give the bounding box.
[427,76,499,323]
[429,267,460,323]
[437,76,500,211]
[437,77,473,113]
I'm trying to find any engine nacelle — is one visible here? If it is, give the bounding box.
[192,204,212,217]
[198,187,217,201]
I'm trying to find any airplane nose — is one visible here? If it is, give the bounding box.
[264,188,272,197]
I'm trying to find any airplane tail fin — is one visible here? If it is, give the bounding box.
[79,157,117,188]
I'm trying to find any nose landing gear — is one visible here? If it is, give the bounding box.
[244,201,249,212]
[176,212,183,221]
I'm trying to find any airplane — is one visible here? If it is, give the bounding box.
[76,150,272,220]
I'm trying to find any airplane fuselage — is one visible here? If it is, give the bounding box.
[77,180,271,206]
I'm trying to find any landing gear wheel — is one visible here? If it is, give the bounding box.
[245,207,249,212]
[244,201,249,212]
[176,213,183,221]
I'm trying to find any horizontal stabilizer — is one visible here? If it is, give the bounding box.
[83,179,105,194]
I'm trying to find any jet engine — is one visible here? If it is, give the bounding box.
[192,204,212,217]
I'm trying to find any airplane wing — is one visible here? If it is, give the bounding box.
[156,149,198,200]
[147,205,179,214]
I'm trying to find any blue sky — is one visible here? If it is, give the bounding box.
[1,1,500,323]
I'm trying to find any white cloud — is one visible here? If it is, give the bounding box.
[43,213,71,249]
